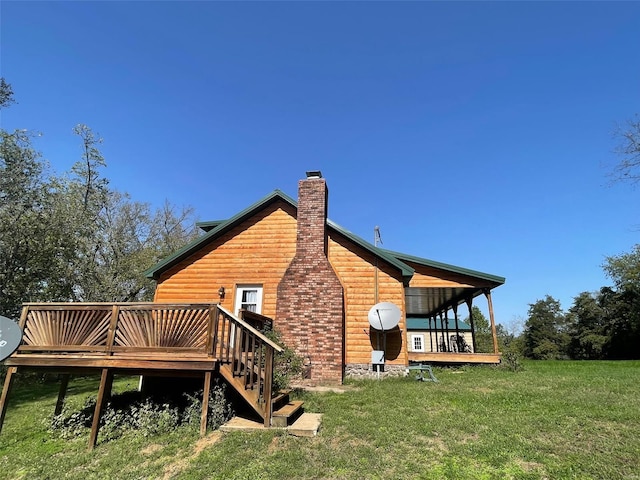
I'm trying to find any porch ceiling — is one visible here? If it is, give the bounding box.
[404,287,482,317]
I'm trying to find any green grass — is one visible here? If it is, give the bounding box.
[1,361,639,479]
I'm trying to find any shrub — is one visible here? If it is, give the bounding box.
[501,351,524,372]
[50,380,233,441]
[262,328,304,392]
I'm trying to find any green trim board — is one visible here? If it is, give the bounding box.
[406,318,472,331]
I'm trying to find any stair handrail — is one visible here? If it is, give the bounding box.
[215,305,283,353]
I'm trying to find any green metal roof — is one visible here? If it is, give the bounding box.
[379,248,505,285]
[195,220,226,232]
[406,317,472,331]
[145,190,414,280]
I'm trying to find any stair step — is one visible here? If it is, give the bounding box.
[271,400,304,428]
[287,412,322,437]
[271,390,291,411]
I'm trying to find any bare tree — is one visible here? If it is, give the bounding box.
[612,115,640,184]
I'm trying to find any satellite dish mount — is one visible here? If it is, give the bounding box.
[367,302,401,377]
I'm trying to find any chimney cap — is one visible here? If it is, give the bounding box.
[305,170,323,179]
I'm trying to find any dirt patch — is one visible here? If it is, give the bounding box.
[515,459,544,473]
[162,431,223,480]
[291,383,360,394]
[141,443,163,455]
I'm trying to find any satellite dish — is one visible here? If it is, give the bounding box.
[368,302,401,331]
[0,315,23,362]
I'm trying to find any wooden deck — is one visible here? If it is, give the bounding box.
[0,302,283,449]
[408,352,502,364]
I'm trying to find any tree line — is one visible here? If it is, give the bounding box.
[0,79,199,319]
[517,115,640,361]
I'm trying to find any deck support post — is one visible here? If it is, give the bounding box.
[466,298,477,353]
[484,289,499,354]
[200,371,212,436]
[0,367,18,434]
[89,368,113,450]
[55,374,71,416]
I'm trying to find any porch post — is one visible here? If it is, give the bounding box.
[484,289,499,354]
[452,304,460,352]
[428,317,434,352]
[466,298,477,353]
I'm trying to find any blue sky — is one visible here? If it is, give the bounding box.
[2,2,639,330]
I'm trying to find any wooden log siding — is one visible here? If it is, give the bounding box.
[406,264,498,289]
[154,201,298,319]
[153,200,415,368]
[327,233,409,366]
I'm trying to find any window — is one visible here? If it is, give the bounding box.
[411,334,425,352]
[234,285,263,315]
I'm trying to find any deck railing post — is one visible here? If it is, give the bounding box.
[262,345,274,427]
[106,305,120,353]
[207,305,218,357]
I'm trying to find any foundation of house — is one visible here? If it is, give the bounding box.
[344,363,408,379]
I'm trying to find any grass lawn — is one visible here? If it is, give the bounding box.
[1,360,639,479]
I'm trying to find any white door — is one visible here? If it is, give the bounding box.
[234,285,263,315]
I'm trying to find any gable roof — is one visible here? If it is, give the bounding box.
[144,190,414,280]
[145,189,506,295]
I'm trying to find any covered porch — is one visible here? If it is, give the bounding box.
[404,285,502,364]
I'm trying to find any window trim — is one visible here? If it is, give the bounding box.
[411,333,425,352]
[233,284,263,316]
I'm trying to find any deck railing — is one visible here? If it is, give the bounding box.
[9,302,283,428]
[17,303,215,355]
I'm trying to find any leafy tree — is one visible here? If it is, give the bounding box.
[523,295,569,359]
[0,78,15,109]
[0,85,199,317]
[0,129,59,317]
[601,247,640,359]
[603,245,640,291]
[566,291,608,359]
[464,306,492,353]
[599,286,640,360]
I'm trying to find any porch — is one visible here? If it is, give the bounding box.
[404,286,502,365]
[0,302,284,449]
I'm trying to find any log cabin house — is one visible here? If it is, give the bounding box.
[0,170,505,447]
[146,171,506,382]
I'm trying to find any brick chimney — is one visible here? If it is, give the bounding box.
[276,172,344,384]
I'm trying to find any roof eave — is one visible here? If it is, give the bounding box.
[380,248,505,286]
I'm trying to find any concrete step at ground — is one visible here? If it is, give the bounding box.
[219,411,322,437]
[287,412,322,437]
